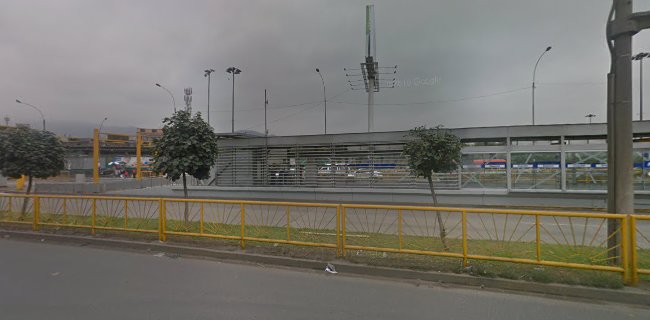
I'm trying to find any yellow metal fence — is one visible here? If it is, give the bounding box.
[0,193,648,285]
[342,205,631,278]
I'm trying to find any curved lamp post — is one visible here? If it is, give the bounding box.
[316,68,327,134]
[99,117,108,133]
[15,99,46,131]
[155,83,176,113]
[532,46,552,126]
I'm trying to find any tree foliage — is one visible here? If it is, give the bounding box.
[403,126,463,179]
[403,126,463,249]
[152,110,218,224]
[0,127,66,180]
[152,110,219,182]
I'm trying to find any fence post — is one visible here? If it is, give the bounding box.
[200,202,205,234]
[62,198,67,224]
[158,199,166,241]
[124,199,129,229]
[341,206,347,256]
[32,196,40,231]
[621,215,631,285]
[240,203,246,250]
[461,210,467,266]
[287,206,291,242]
[535,215,541,262]
[629,215,639,286]
[91,198,96,235]
[398,209,403,251]
[336,205,340,256]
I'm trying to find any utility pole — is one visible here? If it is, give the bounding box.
[606,1,650,280]
[345,5,396,133]
[368,63,375,133]
[226,67,242,133]
[632,53,649,120]
[264,89,268,137]
[641,56,644,121]
[232,74,235,132]
[264,89,269,185]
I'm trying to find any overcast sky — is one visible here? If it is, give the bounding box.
[4,0,650,136]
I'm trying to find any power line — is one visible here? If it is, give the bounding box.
[241,103,323,131]
[212,100,322,112]
[241,88,352,131]
[331,86,530,106]
[209,82,603,113]
[537,81,606,86]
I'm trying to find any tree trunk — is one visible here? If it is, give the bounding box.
[427,174,449,250]
[182,172,189,224]
[20,175,33,218]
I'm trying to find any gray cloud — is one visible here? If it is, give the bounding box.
[2,0,650,136]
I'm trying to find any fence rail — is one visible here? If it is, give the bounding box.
[0,193,648,285]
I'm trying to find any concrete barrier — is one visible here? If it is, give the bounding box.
[34,177,171,194]
[166,185,650,210]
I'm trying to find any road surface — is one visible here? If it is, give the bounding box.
[0,238,645,320]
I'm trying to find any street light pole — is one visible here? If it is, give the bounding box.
[96,117,108,179]
[585,113,596,124]
[316,68,327,134]
[99,117,108,133]
[532,46,552,126]
[15,99,46,131]
[204,69,215,126]
[632,53,649,120]
[155,83,176,113]
[264,89,268,137]
[226,67,241,133]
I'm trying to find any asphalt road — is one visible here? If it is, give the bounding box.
[0,239,646,320]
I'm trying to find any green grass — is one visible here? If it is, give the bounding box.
[2,209,646,289]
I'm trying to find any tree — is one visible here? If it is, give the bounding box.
[152,110,218,223]
[403,126,463,249]
[0,127,66,216]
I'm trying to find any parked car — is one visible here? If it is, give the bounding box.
[354,169,383,179]
[318,165,355,177]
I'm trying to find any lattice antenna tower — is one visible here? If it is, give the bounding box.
[184,87,193,113]
[344,5,397,132]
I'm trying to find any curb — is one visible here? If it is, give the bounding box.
[1,229,649,307]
